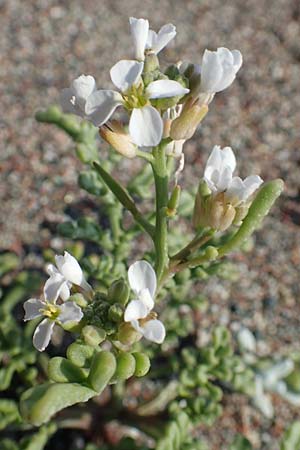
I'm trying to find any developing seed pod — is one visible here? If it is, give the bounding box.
[82,325,106,347]
[66,342,95,368]
[48,357,87,383]
[87,351,116,393]
[132,352,151,377]
[111,353,136,382]
[107,279,130,306]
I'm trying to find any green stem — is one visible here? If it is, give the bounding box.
[170,229,215,264]
[152,144,169,282]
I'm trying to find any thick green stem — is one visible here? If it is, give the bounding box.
[152,144,169,282]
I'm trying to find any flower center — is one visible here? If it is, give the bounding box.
[139,311,157,326]
[122,84,148,110]
[40,303,60,321]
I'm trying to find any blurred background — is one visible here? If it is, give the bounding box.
[1,0,300,447]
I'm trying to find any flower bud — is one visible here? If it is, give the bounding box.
[108,304,124,323]
[210,198,236,231]
[132,352,151,377]
[107,279,130,306]
[99,121,137,158]
[167,185,181,217]
[170,99,208,140]
[118,322,140,346]
[82,325,106,347]
[144,53,160,73]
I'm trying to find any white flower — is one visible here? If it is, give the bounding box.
[23,282,83,352]
[129,17,176,61]
[204,145,263,206]
[62,62,188,147]
[200,47,243,95]
[46,251,92,302]
[124,260,165,344]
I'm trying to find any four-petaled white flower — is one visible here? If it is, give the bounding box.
[204,145,263,206]
[46,251,92,302]
[199,47,243,99]
[129,17,176,61]
[24,281,83,352]
[61,63,188,147]
[124,260,166,344]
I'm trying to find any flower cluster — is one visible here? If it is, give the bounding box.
[24,252,165,351]
[60,17,243,157]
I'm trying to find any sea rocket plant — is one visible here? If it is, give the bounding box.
[20,15,284,438]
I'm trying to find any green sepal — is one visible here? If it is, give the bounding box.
[20,382,97,426]
[47,357,87,383]
[87,351,116,392]
[107,279,130,306]
[218,179,284,257]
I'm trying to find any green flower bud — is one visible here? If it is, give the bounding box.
[108,304,124,322]
[118,323,140,346]
[66,342,95,368]
[167,185,181,217]
[82,325,106,347]
[132,352,151,377]
[107,279,130,306]
[69,293,88,308]
[144,53,160,73]
[48,357,87,383]
[111,353,136,382]
[87,351,116,393]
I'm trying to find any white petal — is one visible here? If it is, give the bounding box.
[24,298,44,321]
[200,50,223,93]
[128,260,157,298]
[204,145,236,191]
[33,319,55,352]
[58,302,83,324]
[129,17,149,61]
[58,281,71,302]
[60,88,80,115]
[110,60,144,93]
[124,300,149,322]
[55,251,83,285]
[242,175,263,199]
[232,50,243,71]
[72,75,96,101]
[146,80,189,99]
[139,288,155,310]
[130,319,143,334]
[222,146,236,172]
[43,273,66,303]
[129,106,163,147]
[237,327,256,353]
[149,23,176,55]
[85,90,123,126]
[46,264,60,277]
[142,319,166,343]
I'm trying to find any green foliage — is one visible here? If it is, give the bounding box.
[229,435,253,450]
[280,421,300,450]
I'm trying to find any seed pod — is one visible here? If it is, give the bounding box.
[111,353,136,382]
[132,352,151,377]
[107,279,130,306]
[66,342,95,368]
[82,325,106,347]
[167,185,181,217]
[88,351,116,393]
[48,357,87,383]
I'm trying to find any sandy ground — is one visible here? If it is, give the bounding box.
[1,0,300,448]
